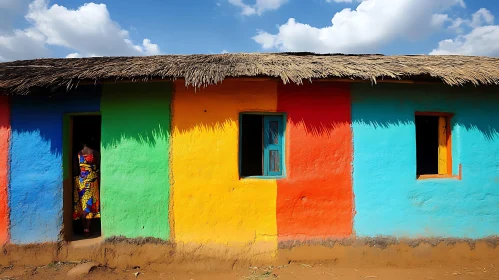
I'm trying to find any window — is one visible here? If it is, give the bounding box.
[415,113,452,178]
[240,114,285,177]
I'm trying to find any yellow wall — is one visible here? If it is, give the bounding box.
[172,79,278,248]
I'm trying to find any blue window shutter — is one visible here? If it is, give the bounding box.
[263,116,283,176]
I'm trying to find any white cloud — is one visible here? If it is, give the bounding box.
[470,8,494,27]
[0,0,31,33]
[0,0,46,61]
[141,39,161,56]
[432,13,452,29]
[253,0,465,53]
[27,0,162,57]
[228,0,255,15]
[448,17,467,33]
[0,28,48,61]
[447,8,494,33]
[0,0,162,62]
[66,52,82,58]
[431,9,499,56]
[228,0,287,16]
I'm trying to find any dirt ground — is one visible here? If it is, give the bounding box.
[1,261,499,280]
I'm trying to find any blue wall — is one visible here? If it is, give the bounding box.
[352,83,499,238]
[9,88,100,244]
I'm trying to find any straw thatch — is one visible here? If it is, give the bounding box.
[1,52,499,95]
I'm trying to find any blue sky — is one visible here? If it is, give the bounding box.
[1,0,499,61]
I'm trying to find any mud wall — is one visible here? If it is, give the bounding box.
[2,238,499,270]
[100,83,171,240]
[0,97,9,245]
[276,83,353,241]
[171,80,278,249]
[1,80,499,254]
[171,81,354,248]
[352,83,499,238]
[8,90,100,244]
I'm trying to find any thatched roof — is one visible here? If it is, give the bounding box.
[1,52,499,95]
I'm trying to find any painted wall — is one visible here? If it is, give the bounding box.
[172,80,278,247]
[3,80,499,245]
[352,83,499,238]
[100,83,171,239]
[276,83,353,241]
[9,89,100,244]
[0,97,10,244]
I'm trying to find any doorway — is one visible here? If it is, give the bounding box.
[64,114,102,241]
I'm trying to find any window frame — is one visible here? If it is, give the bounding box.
[415,112,455,180]
[239,112,287,179]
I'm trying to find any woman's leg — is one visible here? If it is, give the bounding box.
[82,215,91,237]
[85,218,91,232]
[81,214,86,229]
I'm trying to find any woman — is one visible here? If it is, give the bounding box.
[73,138,101,237]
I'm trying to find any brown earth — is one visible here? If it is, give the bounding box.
[1,261,499,280]
[2,238,499,279]
[3,238,499,270]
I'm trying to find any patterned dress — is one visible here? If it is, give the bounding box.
[73,152,101,220]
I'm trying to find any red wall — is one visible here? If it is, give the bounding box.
[0,96,9,244]
[277,83,353,241]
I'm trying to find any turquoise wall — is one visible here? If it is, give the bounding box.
[352,84,499,238]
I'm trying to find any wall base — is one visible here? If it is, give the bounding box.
[2,237,499,271]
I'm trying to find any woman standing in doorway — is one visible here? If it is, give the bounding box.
[73,138,101,237]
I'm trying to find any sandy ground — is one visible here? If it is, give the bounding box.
[1,261,499,280]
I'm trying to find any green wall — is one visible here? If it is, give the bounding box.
[101,83,171,239]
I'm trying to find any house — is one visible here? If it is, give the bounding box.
[0,53,499,265]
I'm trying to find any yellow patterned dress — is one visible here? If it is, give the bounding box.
[73,152,100,220]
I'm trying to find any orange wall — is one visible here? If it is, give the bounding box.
[0,96,10,244]
[276,83,353,241]
[172,80,354,244]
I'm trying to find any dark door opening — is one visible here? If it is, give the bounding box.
[68,115,102,240]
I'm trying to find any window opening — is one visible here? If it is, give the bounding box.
[240,114,285,177]
[415,113,452,178]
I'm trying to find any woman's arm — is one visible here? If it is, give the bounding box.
[94,150,101,170]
